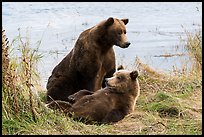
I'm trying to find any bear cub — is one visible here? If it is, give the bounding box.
[47,66,140,124]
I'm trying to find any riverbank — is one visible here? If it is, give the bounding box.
[2,27,202,135]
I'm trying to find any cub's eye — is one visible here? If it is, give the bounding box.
[117,76,122,80]
[124,30,126,34]
[118,31,122,35]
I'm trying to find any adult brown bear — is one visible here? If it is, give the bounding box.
[46,17,130,102]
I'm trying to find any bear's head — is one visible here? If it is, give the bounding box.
[104,17,130,48]
[105,65,139,95]
[93,17,130,49]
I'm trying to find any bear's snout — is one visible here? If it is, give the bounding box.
[105,78,108,84]
[118,41,131,48]
[105,78,110,87]
[123,41,131,48]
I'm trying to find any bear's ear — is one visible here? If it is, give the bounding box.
[117,65,124,71]
[105,17,114,27]
[121,18,129,25]
[130,70,139,80]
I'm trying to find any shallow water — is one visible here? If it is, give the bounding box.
[2,2,202,88]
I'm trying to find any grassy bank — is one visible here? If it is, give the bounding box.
[2,27,202,135]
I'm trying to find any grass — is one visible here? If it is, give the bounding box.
[2,27,202,135]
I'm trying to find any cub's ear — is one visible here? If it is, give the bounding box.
[121,18,129,25]
[117,65,124,71]
[130,70,139,80]
[105,17,114,27]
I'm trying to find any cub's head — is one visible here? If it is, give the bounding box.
[105,65,139,94]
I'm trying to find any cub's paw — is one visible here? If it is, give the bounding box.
[67,95,76,104]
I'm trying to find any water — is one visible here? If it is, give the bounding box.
[2,2,202,89]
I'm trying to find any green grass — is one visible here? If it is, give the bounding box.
[2,27,202,135]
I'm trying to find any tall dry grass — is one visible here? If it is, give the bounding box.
[183,26,202,74]
[2,28,47,134]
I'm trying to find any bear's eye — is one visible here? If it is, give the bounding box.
[124,30,126,34]
[117,76,122,80]
[118,31,122,35]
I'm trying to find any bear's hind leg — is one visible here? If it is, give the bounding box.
[46,100,72,113]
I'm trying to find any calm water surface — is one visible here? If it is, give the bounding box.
[2,2,202,88]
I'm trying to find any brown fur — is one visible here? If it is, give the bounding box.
[46,68,140,124]
[46,17,130,102]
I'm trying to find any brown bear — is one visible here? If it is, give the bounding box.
[46,17,130,102]
[46,66,140,124]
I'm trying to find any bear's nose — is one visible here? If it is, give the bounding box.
[105,78,108,83]
[125,42,131,47]
[105,78,111,87]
